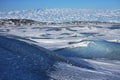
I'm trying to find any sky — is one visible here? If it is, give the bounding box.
[0,0,120,11]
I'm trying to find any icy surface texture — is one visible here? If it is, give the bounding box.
[0,9,120,23]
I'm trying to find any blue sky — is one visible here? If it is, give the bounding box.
[0,0,120,11]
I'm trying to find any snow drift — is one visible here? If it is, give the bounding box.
[0,36,96,80]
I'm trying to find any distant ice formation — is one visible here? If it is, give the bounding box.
[0,9,120,23]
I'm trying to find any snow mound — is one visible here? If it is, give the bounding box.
[0,36,97,80]
[0,36,58,80]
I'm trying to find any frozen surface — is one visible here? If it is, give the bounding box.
[0,9,120,23]
[0,23,120,50]
[0,9,120,80]
[0,36,120,80]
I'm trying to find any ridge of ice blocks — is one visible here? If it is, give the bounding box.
[0,9,120,23]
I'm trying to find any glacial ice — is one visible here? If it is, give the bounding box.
[55,38,120,60]
[0,9,120,80]
[0,9,120,23]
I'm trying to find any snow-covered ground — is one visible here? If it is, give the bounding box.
[0,9,120,80]
[0,22,120,50]
[0,35,120,80]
